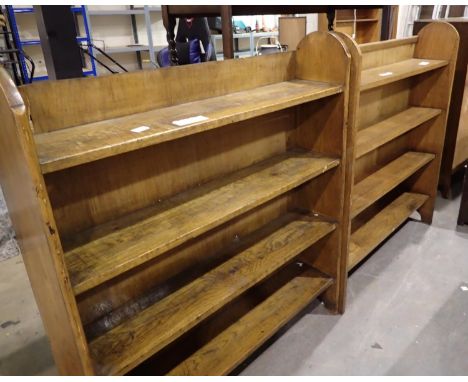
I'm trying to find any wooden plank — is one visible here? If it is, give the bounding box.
[0,69,94,374]
[356,107,441,158]
[361,58,448,91]
[352,151,434,218]
[168,268,332,376]
[65,150,339,295]
[88,213,336,375]
[348,192,428,270]
[359,36,418,53]
[34,80,342,174]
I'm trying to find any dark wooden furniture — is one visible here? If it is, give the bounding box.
[458,164,468,225]
[161,5,386,59]
[414,19,468,198]
[0,31,355,375]
[338,22,458,270]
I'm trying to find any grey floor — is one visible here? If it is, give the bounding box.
[0,186,467,376]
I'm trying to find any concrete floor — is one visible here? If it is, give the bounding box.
[0,187,467,376]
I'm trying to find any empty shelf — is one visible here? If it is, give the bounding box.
[356,107,441,158]
[361,58,448,91]
[348,192,428,270]
[336,18,379,23]
[88,212,336,375]
[351,151,434,218]
[168,268,332,376]
[34,80,343,174]
[64,150,339,295]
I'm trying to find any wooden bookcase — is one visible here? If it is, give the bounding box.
[318,8,383,44]
[414,19,468,198]
[0,31,354,375]
[337,22,458,271]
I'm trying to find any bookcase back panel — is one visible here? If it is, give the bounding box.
[20,52,296,133]
[358,80,411,129]
[360,41,416,70]
[45,110,295,237]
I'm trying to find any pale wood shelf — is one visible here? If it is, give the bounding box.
[356,107,442,159]
[351,151,434,218]
[348,192,428,270]
[360,58,448,91]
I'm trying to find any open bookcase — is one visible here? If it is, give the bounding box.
[414,19,468,198]
[337,22,458,271]
[0,31,354,375]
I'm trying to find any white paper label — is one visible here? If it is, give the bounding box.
[419,61,430,66]
[131,126,150,133]
[172,115,209,127]
[379,71,393,77]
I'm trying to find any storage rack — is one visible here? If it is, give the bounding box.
[0,31,355,375]
[318,8,383,44]
[85,5,163,69]
[6,5,96,81]
[338,22,458,271]
[212,31,278,59]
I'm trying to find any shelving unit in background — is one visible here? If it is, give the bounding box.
[6,5,96,81]
[0,30,355,375]
[85,5,165,71]
[213,31,278,60]
[318,8,383,43]
[338,22,458,271]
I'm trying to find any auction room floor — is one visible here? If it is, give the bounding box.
[1,185,467,376]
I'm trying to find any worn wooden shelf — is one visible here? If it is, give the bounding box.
[360,58,448,91]
[88,212,335,375]
[336,18,379,23]
[348,192,428,270]
[351,151,434,218]
[64,150,339,295]
[356,107,441,158]
[34,80,342,174]
[168,267,332,376]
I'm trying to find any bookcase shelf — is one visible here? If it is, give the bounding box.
[339,22,458,271]
[65,150,339,295]
[0,31,355,375]
[34,80,342,174]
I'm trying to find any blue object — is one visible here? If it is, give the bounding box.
[157,39,214,68]
[7,5,97,82]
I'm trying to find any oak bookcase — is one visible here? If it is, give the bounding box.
[414,19,468,198]
[337,22,458,271]
[0,31,354,375]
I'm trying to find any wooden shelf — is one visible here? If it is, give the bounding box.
[348,192,428,270]
[356,107,442,158]
[351,151,434,218]
[168,268,332,376]
[88,212,335,375]
[336,18,379,23]
[360,58,448,91]
[64,150,340,295]
[34,80,342,174]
